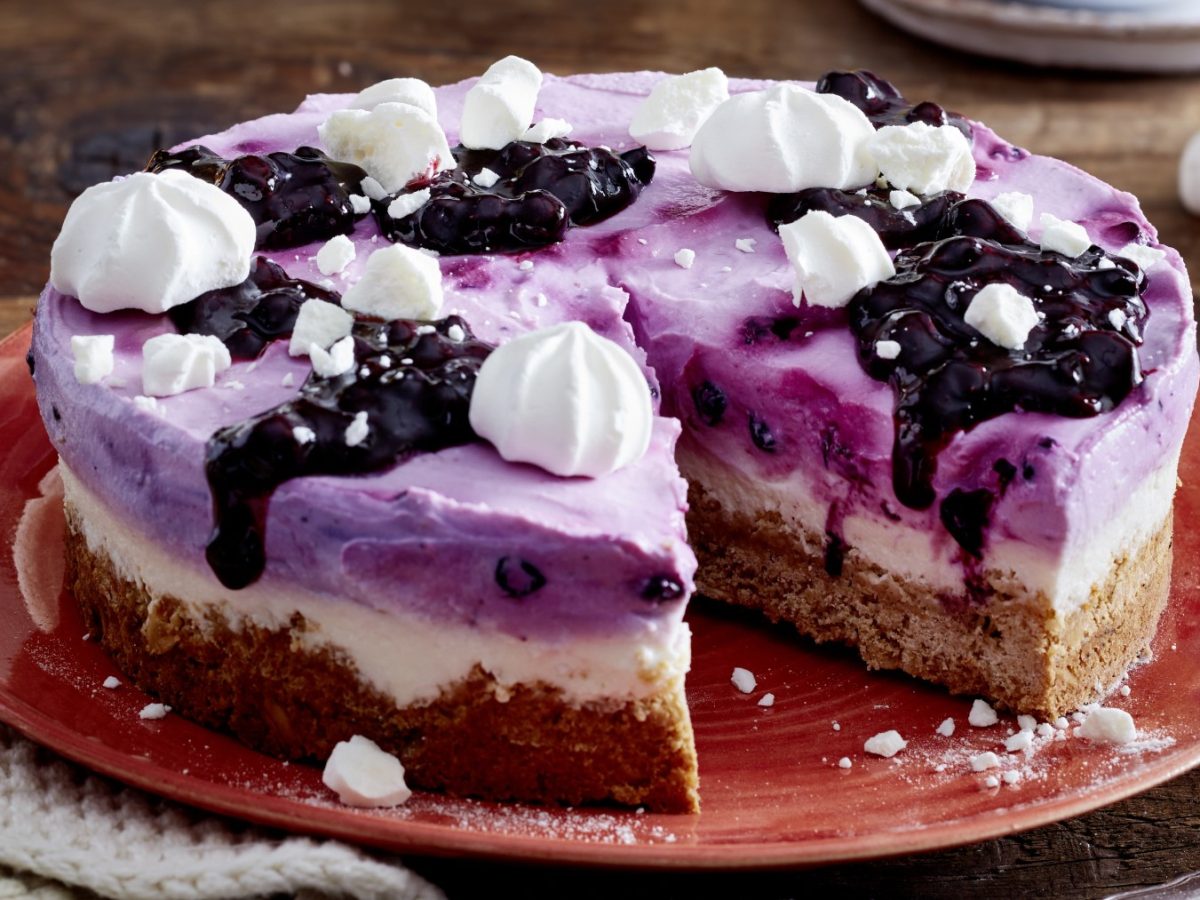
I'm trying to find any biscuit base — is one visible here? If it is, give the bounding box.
[687,481,1172,719]
[65,511,700,813]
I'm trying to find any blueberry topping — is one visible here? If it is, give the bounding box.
[169,257,340,360]
[495,556,547,598]
[939,488,994,559]
[749,414,776,453]
[768,188,964,250]
[640,575,684,602]
[850,234,1147,512]
[374,139,654,255]
[146,145,366,250]
[692,380,727,426]
[205,317,492,589]
[824,530,847,577]
[25,348,34,376]
[816,70,972,139]
[992,458,1017,493]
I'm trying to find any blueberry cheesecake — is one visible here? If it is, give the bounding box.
[31,59,1197,811]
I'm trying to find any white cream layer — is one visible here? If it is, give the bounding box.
[61,463,690,708]
[680,439,1179,618]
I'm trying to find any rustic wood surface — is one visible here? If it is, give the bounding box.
[6,1,1200,897]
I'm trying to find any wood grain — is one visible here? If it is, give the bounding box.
[4,0,1200,895]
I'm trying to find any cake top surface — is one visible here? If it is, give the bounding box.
[33,67,1199,625]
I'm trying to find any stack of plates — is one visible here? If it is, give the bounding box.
[860,0,1200,71]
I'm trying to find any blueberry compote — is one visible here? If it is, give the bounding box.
[169,257,339,360]
[204,317,492,589]
[375,139,655,254]
[816,70,972,138]
[146,146,366,250]
[768,187,964,250]
[849,231,1148,554]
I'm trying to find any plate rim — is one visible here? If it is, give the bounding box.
[3,320,1200,869]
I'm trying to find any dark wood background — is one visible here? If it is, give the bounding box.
[6,1,1200,896]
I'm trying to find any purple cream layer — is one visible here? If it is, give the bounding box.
[33,72,1200,636]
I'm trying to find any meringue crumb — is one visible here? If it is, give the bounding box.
[970,751,1000,772]
[758,692,775,708]
[1120,685,1132,697]
[734,238,756,253]
[832,721,841,731]
[837,757,852,769]
[983,775,1000,789]
[518,260,534,271]
[101,676,120,690]
[282,372,295,388]
[344,412,370,447]
[730,667,756,693]
[1002,770,1022,785]
[674,248,696,269]
[935,717,955,737]
[864,730,907,758]
[968,699,999,727]
[139,703,171,721]
[1017,714,1037,732]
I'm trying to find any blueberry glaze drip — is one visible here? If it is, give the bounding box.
[849,235,1148,534]
[767,187,964,250]
[204,317,492,589]
[146,145,366,250]
[168,257,339,360]
[816,70,972,139]
[374,139,655,254]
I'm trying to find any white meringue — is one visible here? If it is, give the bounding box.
[1039,213,1092,258]
[322,735,412,808]
[629,68,729,151]
[469,321,653,478]
[868,122,976,195]
[341,244,443,320]
[50,170,255,315]
[348,78,437,117]
[990,191,1034,232]
[141,333,232,397]
[71,335,114,385]
[289,299,354,357]
[963,283,1039,351]
[460,56,543,151]
[689,84,877,193]
[318,102,455,193]
[778,210,894,308]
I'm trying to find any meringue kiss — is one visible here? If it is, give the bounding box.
[50,170,256,315]
[468,321,653,478]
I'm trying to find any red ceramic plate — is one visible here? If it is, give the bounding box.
[2,322,1199,868]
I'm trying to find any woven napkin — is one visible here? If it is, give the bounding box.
[0,726,443,900]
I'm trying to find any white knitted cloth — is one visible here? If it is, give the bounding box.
[0,726,444,900]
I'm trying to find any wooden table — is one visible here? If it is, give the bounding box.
[5,1,1199,896]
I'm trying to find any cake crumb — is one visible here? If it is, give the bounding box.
[139,703,170,721]
[838,757,852,769]
[757,692,775,708]
[730,667,756,693]
[969,699,998,727]
[936,717,955,737]
[101,676,120,690]
[864,730,907,758]
[970,751,999,772]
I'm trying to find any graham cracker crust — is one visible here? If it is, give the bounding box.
[64,512,700,813]
[687,480,1172,720]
